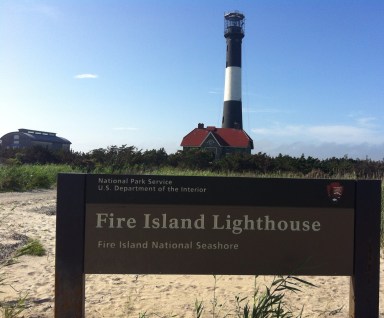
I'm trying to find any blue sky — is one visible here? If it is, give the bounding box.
[1,1,383,159]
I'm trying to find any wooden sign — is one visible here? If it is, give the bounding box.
[55,174,381,318]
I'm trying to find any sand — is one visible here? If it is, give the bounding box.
[0,189,383,317]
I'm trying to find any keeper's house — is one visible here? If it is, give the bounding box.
[0,128,71,151]
[181,124,253,159]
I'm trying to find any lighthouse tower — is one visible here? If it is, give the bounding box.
[180,11,253,159]
[222,11,245,129]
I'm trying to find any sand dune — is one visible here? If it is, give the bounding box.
[0,189,383,317]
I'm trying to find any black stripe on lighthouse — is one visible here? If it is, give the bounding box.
[222,11,245,130]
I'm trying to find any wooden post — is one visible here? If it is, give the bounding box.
[55,174,86,318]
[349,180,381,317]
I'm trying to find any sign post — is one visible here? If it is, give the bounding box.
[349,180,381,316]
[55,174,86,318]
[55,174,381,318]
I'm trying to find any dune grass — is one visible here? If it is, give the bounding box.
[0,164,77,192]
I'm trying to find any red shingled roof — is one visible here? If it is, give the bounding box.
[181,127,253,148]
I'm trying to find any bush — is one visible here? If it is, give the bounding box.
[0,167,26,192]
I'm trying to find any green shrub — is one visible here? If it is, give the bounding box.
[0,167,26,192]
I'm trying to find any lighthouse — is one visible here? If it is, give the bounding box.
[181,11,253,159]
[222,11,245,129]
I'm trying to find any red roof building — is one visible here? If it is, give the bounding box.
[181,124,253,159]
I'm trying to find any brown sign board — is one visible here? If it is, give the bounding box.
[84,175,355,275]
[55,174,381,318]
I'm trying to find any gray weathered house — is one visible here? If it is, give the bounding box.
[1,128,71,151]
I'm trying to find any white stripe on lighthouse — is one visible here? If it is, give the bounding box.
[224,66,242,101]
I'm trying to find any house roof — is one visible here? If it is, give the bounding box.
[181,126,253,149]
[22,132,71,144]
[1,129,71,145]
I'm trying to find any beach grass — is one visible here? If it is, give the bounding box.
[235,277,307,318]
[0,164,76,192]
[14,239,46,258]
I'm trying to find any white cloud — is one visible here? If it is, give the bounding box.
[208,90,222,94]
[252,124,304,137]
[112,127,138,131]
[355,117,377,128]
[33,4,59,19]
[9,3,59,19]
[307,125,377,143]
[348,112,379,127]
[252,123,383,144]
[255,139,384,160]
[74,74,98,79]
[244,108,283,114]
[251,115,384,159]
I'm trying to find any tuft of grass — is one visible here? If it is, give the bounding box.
[235,276,315,318]
[0,238,45,318]
[1,294,28,318]
[192,275,313,318]
[194,299,204,318]
[14,239,46,258]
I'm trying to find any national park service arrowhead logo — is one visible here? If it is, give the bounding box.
[327,182,344,203]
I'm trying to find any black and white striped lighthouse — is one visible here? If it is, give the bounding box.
[222,11,245,130]
[180,11,253,158]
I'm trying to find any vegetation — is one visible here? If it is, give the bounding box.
[1,145,383,238]
[0,145,382,316]
[0,164,76,192]
[14,239,46,258]
[131,275,313,317]
[1,144,384,181]
[0,296,27,318]
[233,276,313,318]
[0,237,46,318]
[0,144,383,177]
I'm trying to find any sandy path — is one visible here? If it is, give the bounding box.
[0,190,383,317]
